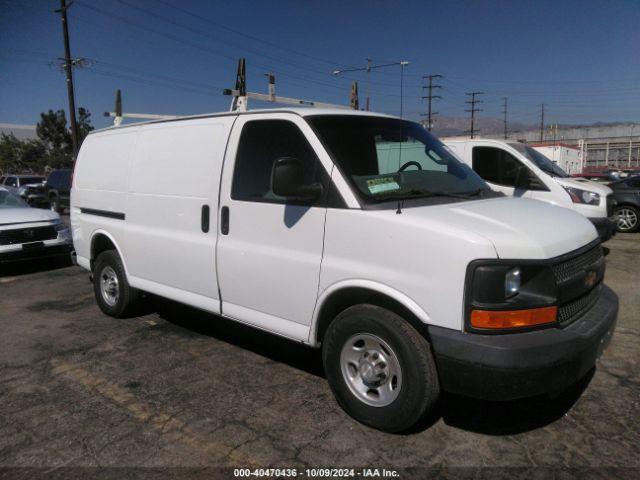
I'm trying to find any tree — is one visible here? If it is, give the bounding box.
[36,109,72,159]
[0,133,46,173]
[0,107,93,173]
[77,107,95,144]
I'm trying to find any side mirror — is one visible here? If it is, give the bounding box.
[271,157,323,203]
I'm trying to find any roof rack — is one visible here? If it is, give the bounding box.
[223,58,357,112]
[104,58,359,126]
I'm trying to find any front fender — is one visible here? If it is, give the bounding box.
[308,279,432,346]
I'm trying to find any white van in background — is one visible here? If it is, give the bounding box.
[71,109,617,432]
[444,139,617,241]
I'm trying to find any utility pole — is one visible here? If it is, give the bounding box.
[421,74,442,131]
[464,92,483,139]
[502,97,508,139]
[57,0,79,158]
[539,103,545,142]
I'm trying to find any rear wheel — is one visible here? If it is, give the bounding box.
[93,250,139,318]
[615,205,639,233]
[322,304,440,432]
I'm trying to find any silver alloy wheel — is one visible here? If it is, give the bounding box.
[617,208,638,231]
[340,333,402,407]
[99,266,119,307]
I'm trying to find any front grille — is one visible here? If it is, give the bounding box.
[0,225,58,245]
[558,284,601,325]
[606,195,616,217]
[552,244,603,284]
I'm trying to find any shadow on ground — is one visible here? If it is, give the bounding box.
[152,296,592,436]
[0,256,73,278]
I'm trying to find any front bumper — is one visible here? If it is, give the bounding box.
[0,242,74,264]
[589,216,617,242]
[428,284,618,401]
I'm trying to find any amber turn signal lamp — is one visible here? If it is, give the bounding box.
[470,306,557,329]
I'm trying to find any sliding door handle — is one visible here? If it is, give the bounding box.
[221,206,230,235]
[201,205,210,233]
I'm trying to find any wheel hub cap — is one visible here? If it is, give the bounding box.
[617,208,637,231]
[340,333,402,407]
[100,266,119,307]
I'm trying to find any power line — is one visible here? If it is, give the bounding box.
[421,74,442,131]
[464,92,483,139]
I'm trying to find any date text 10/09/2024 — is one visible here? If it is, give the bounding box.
[233,468,400,478]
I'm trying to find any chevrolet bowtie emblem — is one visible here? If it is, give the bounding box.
[585,270,597,289]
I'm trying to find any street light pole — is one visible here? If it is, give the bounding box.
[333,60,410,115]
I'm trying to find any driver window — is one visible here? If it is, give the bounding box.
[472,146,522,187]
[375,136,447,173]
[231,120,330,205]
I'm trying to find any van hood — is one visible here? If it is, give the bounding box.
[401,197,597,259]
[555,176,613,195]
[0,207,59,226]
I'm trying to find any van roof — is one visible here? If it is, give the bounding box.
[92,108,398,134]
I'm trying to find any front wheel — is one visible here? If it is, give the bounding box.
[93,250,139,318]
[615,205,639,233]
[322,305,440,433]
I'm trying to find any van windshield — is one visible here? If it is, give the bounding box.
[510,143,569,178]
[308,115,489,204]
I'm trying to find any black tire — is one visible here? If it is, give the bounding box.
[50,196,63,214]
[93,250,139,318]
[322,304,440,433]
[614,205,640,233]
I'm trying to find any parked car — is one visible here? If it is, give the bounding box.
[45,169,72,214]
[609,176,640,233]
[0,187,73,264]
[444,139,617,241]
[0,174,47,208]
[71,109,618,432]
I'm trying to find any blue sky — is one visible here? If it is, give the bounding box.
[1,0,639,129]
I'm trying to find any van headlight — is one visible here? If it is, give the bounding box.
[563,187,600,205]
[465,262,558,332]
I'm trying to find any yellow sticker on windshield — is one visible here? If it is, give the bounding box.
[367,177,400,195]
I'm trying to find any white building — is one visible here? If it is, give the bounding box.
[528,142,583,175]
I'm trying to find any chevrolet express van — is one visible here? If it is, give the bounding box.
[444,139,617,241]
[71,109,618,432]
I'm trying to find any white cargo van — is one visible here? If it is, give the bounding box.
[71,109,618,432]
[444,139,617,241]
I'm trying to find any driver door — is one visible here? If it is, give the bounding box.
[216,114,331,341]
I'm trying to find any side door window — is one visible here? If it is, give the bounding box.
[6,177,17,187]
[624,178,640,189]
[472,146,521,187]
[231,119,330,206]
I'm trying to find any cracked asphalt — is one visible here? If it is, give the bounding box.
[0,226,639,478]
